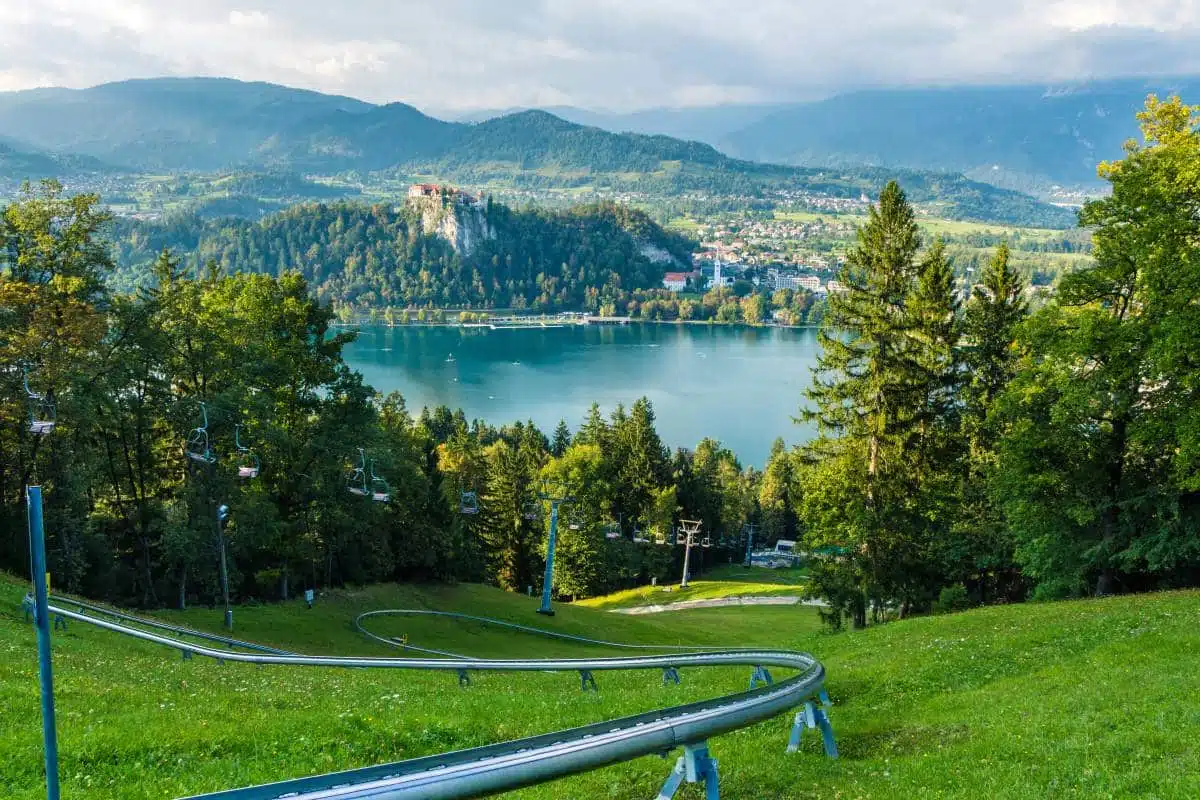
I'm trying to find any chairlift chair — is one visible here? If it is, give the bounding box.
[184,403,216,465]
[701,536,712,548]
[24,370,55,435]
[347,448,369,497]
[369,459,390,503]
[460,490,480,515]
[523,500,541,521]
[654,531,667,546]
[603,521,621,540]
[235,425,260,479]
[632,526,649,544]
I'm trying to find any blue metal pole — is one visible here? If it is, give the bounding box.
[537,501,559,616]
[27,486,61,800]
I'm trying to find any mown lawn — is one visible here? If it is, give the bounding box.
[2,571,1198,799]
[576,565,808,610]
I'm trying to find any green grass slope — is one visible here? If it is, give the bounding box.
[577,565,808,610]
[2,572,1198,799]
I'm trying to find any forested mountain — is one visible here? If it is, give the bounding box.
[0,78,372,171]
[449,103,791,146]
[0,141,116,189]
[722,77,1200,191]
[0,78,1074,227]
[111,198,693,310]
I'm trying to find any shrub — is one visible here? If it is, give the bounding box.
[934,584,971,613]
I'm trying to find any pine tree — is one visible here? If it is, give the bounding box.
[962,242,1026,453]
[759,438,799,544]
[479,440,539,592]
[799,181,938,627]
[574,403,609,449]
[953,242,1027,600]
[551,419,571,457]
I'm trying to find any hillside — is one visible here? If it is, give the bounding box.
[723,77,1200,192]
[0,78,1075,227]
[0,141,117,188]
[3,571,1198,799]
[0,77,372,171]
[109,198,694,308]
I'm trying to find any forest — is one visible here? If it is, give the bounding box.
[109,198,694,312]
[2,97,1199,624]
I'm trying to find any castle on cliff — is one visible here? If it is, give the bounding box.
[405,184,492,255]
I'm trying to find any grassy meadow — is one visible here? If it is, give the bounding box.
[2,572,1198,799]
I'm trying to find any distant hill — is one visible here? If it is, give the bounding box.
[0,77,1076,227]
[722,77,1200,192]
[0,77,372,171]
[446,103,793,146]
[0,141,116,185]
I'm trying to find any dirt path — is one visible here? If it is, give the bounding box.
[612,595,826,614]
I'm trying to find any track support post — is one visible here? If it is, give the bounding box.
[579,669,597,691]
[457,669,471,687]
[787,697,838,758]
[661,667,681,686]
[749,665,773,690]
[656,742,719,800]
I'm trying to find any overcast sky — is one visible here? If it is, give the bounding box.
[2,0,1199,111]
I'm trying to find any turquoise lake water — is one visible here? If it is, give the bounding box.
[341,324,821,466]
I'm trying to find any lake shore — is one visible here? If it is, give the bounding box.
[333,314,820,332]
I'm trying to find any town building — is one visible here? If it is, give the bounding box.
[765,270,823,293]
[708,261,735,289]
[662,272,690,292]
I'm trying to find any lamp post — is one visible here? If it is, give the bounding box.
[216,503,232,630]
[536,483,572,616]
[676,520,703,588]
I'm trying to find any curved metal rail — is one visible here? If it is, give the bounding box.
[354,608,757,658]
[52,596,292,655]
[44,600,835,799]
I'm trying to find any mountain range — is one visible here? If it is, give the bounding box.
[0,75,1153,227]
[460,77,1200,193]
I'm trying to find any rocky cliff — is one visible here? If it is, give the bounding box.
[406,187,494,256]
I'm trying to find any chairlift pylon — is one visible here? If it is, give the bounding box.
[235,425,260,479]
[185,403,216,465]
[24,369,56,435]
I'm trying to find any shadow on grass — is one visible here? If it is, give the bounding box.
[819,723,972,759]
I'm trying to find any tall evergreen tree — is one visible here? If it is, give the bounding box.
[551,419,571,458]
[799,181,950,626]
[759,438,799,545]
[953,242,1028,600]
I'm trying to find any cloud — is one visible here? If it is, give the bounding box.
[229,10,269,29]
[0,0,1197,110]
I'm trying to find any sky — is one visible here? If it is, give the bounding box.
[1,0,1199,111]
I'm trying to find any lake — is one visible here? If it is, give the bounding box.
[341,323,820,466]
